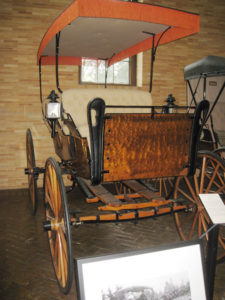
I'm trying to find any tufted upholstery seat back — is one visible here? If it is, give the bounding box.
[62,88,153,147]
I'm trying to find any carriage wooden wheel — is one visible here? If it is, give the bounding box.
[43,157,73,294]
[26,128,38,215]
[173,150,225,262]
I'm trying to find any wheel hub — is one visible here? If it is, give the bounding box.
[43,219,65,231]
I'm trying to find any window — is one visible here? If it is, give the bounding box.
[80,57,136,86]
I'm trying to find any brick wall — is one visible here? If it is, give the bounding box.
[0,0,224,189]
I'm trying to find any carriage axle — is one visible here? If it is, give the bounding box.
[24,167,45,178]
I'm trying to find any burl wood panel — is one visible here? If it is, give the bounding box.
[103,113,193,181]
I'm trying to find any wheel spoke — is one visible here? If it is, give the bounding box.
[194,174,200,195]
[188,211,199,240]
[57,234,62,281]
[204,159,225,193]
[199,156,206,193]
[57,184,62,217]
[45,192,55,216]
[176,185,195,203]
[200,213,209,240]
[57,231,66,287]
[58,226,68,277]
[201,208,210,225]
[198,213,202,237]
[46,174,58,217]
[162,179,168,197]
[184,176,198,202]
[205,162,220,193]
[178,211,195,232]
[50,165,58,202]
[54,231,59,260]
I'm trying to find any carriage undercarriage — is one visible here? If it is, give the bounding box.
[26,123,225,294]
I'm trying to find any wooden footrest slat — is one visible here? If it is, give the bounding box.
[86,193,140,204]
[123,180,164,201]
[98,199,172,211]
[81,178,122,207]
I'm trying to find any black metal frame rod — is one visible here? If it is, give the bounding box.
[203,75,207,100]
[187,76,202,108]
[105,104,195,109]
[39,56,45,117]
[205,81,225,124]
[205,224,219,300]
[39,31,63,112]
[143,26,171,93]
[150,33,155,93]
[56,32,63,94]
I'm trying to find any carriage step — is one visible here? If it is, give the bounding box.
[122,180,164,201]
[81,178,122,207]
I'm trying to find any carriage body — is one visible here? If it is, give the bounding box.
[48,88,195,184]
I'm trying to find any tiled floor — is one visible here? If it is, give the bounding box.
[0,188,224,300]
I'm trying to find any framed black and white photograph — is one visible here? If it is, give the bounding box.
[75,240,208,300]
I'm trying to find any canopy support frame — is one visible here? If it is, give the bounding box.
[187,75,225,147]
[39,56,45,117]
[56,32,63,94]
[144,26,171,93]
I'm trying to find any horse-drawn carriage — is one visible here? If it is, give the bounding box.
[25,0,225,295]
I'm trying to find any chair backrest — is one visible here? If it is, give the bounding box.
[62,88,153,147]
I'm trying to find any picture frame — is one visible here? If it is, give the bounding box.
[75,240,208,300]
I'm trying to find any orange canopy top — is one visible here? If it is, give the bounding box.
[37,0,199,66]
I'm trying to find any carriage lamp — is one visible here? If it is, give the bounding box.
[46,90,61,138]
[162,94,176,113]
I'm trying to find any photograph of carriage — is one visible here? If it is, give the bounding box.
[75,241,206,300]
[24,0,225,296]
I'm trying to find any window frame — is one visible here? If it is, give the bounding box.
[79,56,136,86]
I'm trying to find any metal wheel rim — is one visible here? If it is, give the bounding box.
[26,128,38,215]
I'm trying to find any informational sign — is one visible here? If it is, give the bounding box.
[199,193,225,225]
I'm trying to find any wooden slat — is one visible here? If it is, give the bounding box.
[81,178,122,207]
[123,180,164,201]
[86,193,140,204]
[98,199,172,211]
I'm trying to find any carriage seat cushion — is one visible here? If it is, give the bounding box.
[62,88,152,147]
